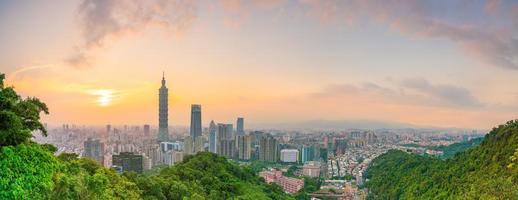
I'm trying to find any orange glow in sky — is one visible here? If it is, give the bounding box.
[1,0,518,129]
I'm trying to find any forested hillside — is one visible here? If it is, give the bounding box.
[0,74,293,200]
[431,137,484,159]
[366,120,518,199]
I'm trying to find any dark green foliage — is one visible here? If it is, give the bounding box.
[294,177,321,200]
[0,144,61,199]
[366,120,518,199]
[57,152,79,162]
[248,160,272,174]
[284,165,300,177]
[430,137,483,159]
[51,156,142,199]
[0,73,49,147]
[145,152,294,200]
[41,143,58,153]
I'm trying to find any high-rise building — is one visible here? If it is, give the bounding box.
[301,145,316,163]
[236,117,244,136]
[143,124,150,136]
[142,154,152,170]
[280,149,299,163]
[217,123,233,140]
[217,123,234,157]
[237,135,252,160]
[160,141,182,152]
[194,137,205,153]
[158,73,169,142]
[335,138,348,155]
[83,138,105,166]
[260,134,279,162]
[190,104,202,140]
[219,139,235,158]
[184,136,193,155]
[106,124,111,133]
[112,152,143,173]
[209,120,217,153]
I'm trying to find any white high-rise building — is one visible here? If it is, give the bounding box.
[280,149,299,163]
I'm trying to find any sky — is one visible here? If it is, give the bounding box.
[0,0,517,129]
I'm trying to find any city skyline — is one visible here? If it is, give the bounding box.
[2,0,518,129]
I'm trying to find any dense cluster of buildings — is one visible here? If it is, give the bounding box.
[35,74,485,197]
[76,74,314,174]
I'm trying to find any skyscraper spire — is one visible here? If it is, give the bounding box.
[161,71,166,86]
[158,72,169,142]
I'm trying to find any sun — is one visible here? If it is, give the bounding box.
[89,89,115,107]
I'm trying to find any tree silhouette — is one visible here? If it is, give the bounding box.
[0,73,49,147]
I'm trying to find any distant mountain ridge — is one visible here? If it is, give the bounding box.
[250,119,476,130]
[365,120,518,199]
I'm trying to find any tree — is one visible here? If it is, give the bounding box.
[57,152,79,162]
[0,73,49,147]
[365,120,518,199]
[0,144,61,199]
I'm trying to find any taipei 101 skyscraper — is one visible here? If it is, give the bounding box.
[158,72,169,142]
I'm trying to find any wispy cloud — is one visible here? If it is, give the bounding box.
[66,0,518,71]
[298,0,518,70]
[312,79,485,109]
[67,0,199,67]
[400,78,483,107]
[5,64,55,84]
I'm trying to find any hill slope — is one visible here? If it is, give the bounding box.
[431,137,484,159]
[365,120,518,199]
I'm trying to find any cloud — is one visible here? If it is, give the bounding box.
[218,0,287,28]
[299,0,518,70]
[401,79,483,107]
[312,79,484,108]
[67,0,199,67]
[5,64,55,84]
[64,50,90,69]
[66,0,518,70]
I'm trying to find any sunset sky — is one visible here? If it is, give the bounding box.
[1,0,517,129]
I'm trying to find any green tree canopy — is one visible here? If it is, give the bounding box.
[0,73,49,147]
[366,120,518,199]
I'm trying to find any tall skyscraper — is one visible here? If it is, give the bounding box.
[190,104,202,139]
[209,120,217,153]
[106,124,111,133]
[236,117,244,136]
[260,134,279,162]
[237,135,252,160]
[158,73,169,142]
[83,138,105,166]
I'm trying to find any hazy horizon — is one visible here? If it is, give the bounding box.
[2,0,518,129]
